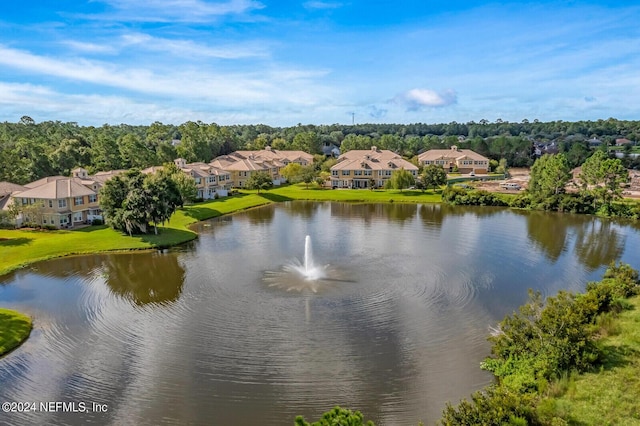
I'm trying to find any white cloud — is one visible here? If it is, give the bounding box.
[119,32,269,59]
[60,40,117,54]
[392,88,457,110]
[88,0,265,22]
[303,1,343,10]
[0,45,321,104]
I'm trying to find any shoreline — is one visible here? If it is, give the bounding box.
[0,308,33,358]
[0,186,442,277]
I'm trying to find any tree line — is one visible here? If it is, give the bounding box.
[2,116,640,185]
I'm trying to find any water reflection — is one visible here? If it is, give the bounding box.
[574,219,625,271]
[521,211,568,261]
[519,211,627,270]
[330,203,418,224]
[101,252,185,305]
[245,204,275,225]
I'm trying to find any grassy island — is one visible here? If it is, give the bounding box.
[0,308,32,357]
[0,185,441,277]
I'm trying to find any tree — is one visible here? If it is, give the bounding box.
[144,172,182,234]
[99,169,181,235]
[159,162,197,204]
[579,150,628,207]
[495,158,509,176]
[295,406,374,426]
[245,171,273,193]
[528,153,571,199]
[291,131,321,154]
[280,162,303,183]
[420,164,447,192]
[384,168,415,191]
[300,165,317,189]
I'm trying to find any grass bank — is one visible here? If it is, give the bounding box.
[0,185,441,276]
[0,308,32,357]
[541,295,640,424]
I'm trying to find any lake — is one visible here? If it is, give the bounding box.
[1,202,639,425]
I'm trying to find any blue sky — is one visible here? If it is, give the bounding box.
[0,0,638,126]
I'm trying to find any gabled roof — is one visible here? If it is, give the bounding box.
[331,147,417,171]
[23,176,68,189]
[0,181,26,197]
[418,147,489,162]
[15,178,96,199]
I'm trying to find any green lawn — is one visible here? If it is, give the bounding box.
[0,185,441,276]
[259,184,443,203]
[543,296,640,425]
[0,308,32,357]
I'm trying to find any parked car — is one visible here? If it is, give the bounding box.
[500,183,521,190]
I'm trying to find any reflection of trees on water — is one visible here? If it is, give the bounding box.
[23,255,105,278]
[573,219,625,271]
[243,204,275,225]
[284,201,320,219]
[330,203,417,224]
[418,204,502,231]
[521,211,626,270]
[102,252,185,305]
[522,211,568,262]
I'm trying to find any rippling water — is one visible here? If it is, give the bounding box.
[1,202,639,425]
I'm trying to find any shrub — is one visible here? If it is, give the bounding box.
[91,218,104,226]
[295,406,375,426]
[440,386,538,425]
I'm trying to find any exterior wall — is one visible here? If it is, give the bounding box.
[18,195,101,228]
[330,168,416,188]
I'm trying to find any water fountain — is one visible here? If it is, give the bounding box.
[264,235,349,292]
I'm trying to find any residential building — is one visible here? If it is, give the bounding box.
[418,146,490,174]
[172,159,232,198]
[330,146,418,189]
[12,176,101,228]
[210,147,314,187]
[210,155,280,188]
[0,182,26,225]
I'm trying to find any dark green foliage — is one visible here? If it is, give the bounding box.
[2,118,640,186]
[99,169,181,235]
[420,164,447,191]
[443,264,640,425]
[440,386,538,426]
[245,171,273,193]
[295,406,374,426]
[384,168,415,191]
[442,186,509,206]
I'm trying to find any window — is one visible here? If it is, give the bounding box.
[341,170,350,176]
[354,170,363,176]
[364,170,372,176]
[74,196,84,206]
[89,194,97,203]
[58,199,67,208]
[332,170,338,176]
[208,176,216,183]
[49,200,53,208]
[195,178,201,184]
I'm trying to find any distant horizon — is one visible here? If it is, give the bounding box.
[8,116,639,129]
[1,1,639,127]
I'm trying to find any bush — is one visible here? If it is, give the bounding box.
[295,406,375,426]
[42,224,58,230]
[91,218,104,226]
[440,386,538,425]
[442,186,508,207]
